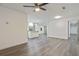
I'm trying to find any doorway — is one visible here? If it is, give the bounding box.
[68,19,79,55]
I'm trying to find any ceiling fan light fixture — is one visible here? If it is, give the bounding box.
[23,3,48,12]
[35,7,40,12]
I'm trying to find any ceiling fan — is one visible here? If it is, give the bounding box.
[23,3,48,12]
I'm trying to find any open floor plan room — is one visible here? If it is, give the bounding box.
[0,3,79,56]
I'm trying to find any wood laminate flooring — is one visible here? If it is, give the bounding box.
[0,34,70,56]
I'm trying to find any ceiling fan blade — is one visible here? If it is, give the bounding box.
[34,3,38,6]
[23,5,35,7]
[40,7,46,11]
[39,3,48,6]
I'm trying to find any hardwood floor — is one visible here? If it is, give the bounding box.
[0,34,70,56]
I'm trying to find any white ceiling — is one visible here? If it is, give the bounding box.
[0,3,79,25]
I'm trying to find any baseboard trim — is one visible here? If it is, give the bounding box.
[0,42,27,55]
[48,37,68,40]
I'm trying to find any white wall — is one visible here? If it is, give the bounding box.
[47,19,68,39]
[0,6,28,50]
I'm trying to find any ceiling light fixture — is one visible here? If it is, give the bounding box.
[54,16,62,19]
[35,7,40,12]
